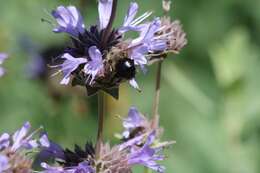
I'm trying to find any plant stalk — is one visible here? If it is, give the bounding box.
[95,91,105,159]
[151,60,163,128]
[96,0,118,159]
[145,1,171,173]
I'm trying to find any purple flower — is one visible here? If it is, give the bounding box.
[10,122,50,151]
[122,19,167,91]
[0,122,50,152]
[11,122,33,151]
[46,1,186,99]
[119,2,152,33]
[122,107,146,138]
[119,107,173,150]
[40,134,51,148]
[130,18,166,53]
[39,141,95,173]
[128,132,165,173]
[0,122,50,172]
[0,133,10,150]
[52,6,85,36]
[126,18,166,78]
[0,53,8,77]
[41,161,94,173]
[55,53,87,85]
[98,0,113,30]
[122,2,139,29]
[37,141,65,163]
[75,162,94,173]
[130,45,148,70]
[84,46,104,85]
[0,154,9,172]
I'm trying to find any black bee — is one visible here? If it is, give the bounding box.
[115,58,136,80]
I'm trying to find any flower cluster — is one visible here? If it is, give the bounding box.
[0,53,8,77]
[0,113,172,173]
[36,107,173,173]
[0,122,50,172]
[49,0,186,99]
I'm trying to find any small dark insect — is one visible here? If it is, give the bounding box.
[122,126,146,143]
[115,58,136,80]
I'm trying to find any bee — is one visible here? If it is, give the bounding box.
[115,58,136,80]
[106,45,137,81]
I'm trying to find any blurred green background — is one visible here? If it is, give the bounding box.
[1,0,260,172]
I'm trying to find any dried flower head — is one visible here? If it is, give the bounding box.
[96,143,131,173]
[0,122,50,173]
[160,17,187,53]
[148,17,187,64]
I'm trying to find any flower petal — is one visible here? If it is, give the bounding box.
[59,53,87,85]
[131,46,148,66]
[122,2,138,29]
[84,46,104,84]
[128,131,165,173]
[0,155,9,172]
[11,122,31,151]
[0,133,10,150]
[98,0,113,29]
[39,134,50,148]
[119,3,152,33]
[123,107,145,129]
[52,6,85,36]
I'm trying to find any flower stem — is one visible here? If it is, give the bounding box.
[95,91,105,159]
[145,61,163,173]
[151,0,171,129]
[96,0,118,159]
[151,60,163,128]
[145,2,170,173]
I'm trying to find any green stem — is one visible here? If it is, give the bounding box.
[151,61,163,128]
[95,91,105,159]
